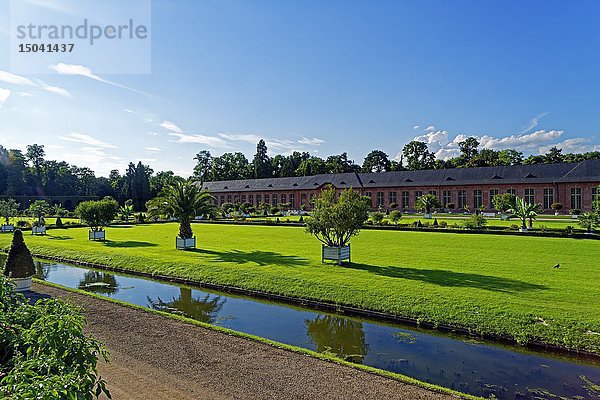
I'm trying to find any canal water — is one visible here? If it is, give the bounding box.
[8,255,600,399]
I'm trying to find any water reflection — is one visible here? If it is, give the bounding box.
[78,271,119,295]
[305,315,367,362]
[148,288,225,324]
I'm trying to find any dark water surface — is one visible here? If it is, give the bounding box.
[8,255,600,399]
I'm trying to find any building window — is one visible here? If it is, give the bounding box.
[272,194,278,206]
[507,188,516,196]
[428,190,437,197]
[289,193,295,208]
[264,194,269,205]
[256,194,261,205]
[443,190,452,208]
[281,194,286,205]
[226,195,232,203]
[458,190,466,209]
[489,189,498,209]
[389,191,397,205]
[401,191,410,210]
[571,188,582,210]
[592,187,598,209]
[377,192,384,208]
[219,195,224,205]
[310,193,315,205]
[301,193,307,206]
[543,188,554,209]
[241,194,246,203]
[524,188,535,204]
[415,191,423,203]
[248,194,254,205]
[473,189,483,208]
[233,195,239,204]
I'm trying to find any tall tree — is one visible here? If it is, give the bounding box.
[211,152,251,181]
[402,141,435,170]
[326,153,360,173]
[193,150,212,184]
[544,147,564,164]
[458,137,480,163]
[362,150,391,173]
[252,140,272,179]
[296,156,327,176]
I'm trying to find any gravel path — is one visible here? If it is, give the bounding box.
[32,283,462,400]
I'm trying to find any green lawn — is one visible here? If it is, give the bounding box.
[1,223,599,353]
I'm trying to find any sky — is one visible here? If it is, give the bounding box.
[0,0,599,177]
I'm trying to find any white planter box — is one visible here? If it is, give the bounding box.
[423,213,432,219]
[32,226,46,235]
[482,212,495,218]
[89,230,106,241]
[571,215,579,219]
[176,236,196,249]
[1,224,14,232]
[554,212,560,216]
[519,228,529,233]
[322,245,351,265]
[11,276,32,292]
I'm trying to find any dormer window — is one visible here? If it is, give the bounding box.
[524,173,536,178]
[445,176,455,181]
[491,174,503,179]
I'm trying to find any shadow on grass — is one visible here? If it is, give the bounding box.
[109,225,134,229]
[47,235,73,241]
[347,263,547,293]
[102,240,158,248]
[188,248,309,267]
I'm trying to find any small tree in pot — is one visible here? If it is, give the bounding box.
[492,193,516,220]
[578,212,600,234]
[446,202,456,214]
[551,202,563,216]
[146,179,214,249]
[75,198,119,241]
[27,200,49,235]
[306,188,370,265]
[0,198,19,232]
[3,230,36,291]
[509,197,540,232]
[417,194,440,219]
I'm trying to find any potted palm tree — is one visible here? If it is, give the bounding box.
[305,187,370,265]
[75,198,119,241]
[417,194,440,219]
[146,179,214,249]
[0,198,19,233]
[578,212,600,235]
[509,197,540,232]
[28,200,49,235]
[3,230,36,291]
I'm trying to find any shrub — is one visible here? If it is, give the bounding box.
[389,210,402,224]
[299,215,304,223]
[270,206,280,215]
[3,230,35,279]
[415,220,423,228]
[462,214,487,229]
[417,194,440,214]
[565,225,574,234]
[371,212,385,225]
[75,198,119,232]
[0,198,19,225]
[136,213,146,223]
[492,193,517,214]
[578,212,600,233]
[510,224,520,230]
[380,220,389,226]
[55,216,63,228]
[446,202,456,210]
[432,218,439,228]
[439,221,448,228]
[389,202,398,209]
[16,220,29,228]
[0,275,110,398]
[570,209,581,215]
[551,202,563,211]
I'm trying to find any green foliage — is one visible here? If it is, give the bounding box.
[3,230,35,279]
[577,212,600,233]
[389,210,402,224]
[509,197,540,229]
[55,217,63,228]
[146,180,214,239]
[594,187,600,211]
[551,202,563,211]
[371,212,385,225]
[120,203,134,222]
[0,275,110,399]
[462,214,487,229]
[27,200,49,226]
[305,188,371,247]
[0,198,19,225]
[75,198,119,232]
[417,194,440,213]
[492,193,517,213]
[445,203,455,210]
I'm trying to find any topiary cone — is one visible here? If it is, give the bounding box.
[3,230,36,279]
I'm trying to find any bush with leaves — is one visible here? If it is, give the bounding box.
[0,199,19,225]
[417,194,440,214]
[305,188,370,247]
[551,202,563,212]
[27,200,49,227]
[0,275,110,399]
[578,212,600,233]
[492,193,516,214]
[462,214,487,229]
[389,210,402,225]
[75,198,119,232]
[371,212,385,225]
[509,197,540,230]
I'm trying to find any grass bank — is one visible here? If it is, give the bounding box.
[2,223,599,354]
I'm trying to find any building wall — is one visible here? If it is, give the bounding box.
[209,181,600,213]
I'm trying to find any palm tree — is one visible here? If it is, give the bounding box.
[509,197,540,230]
[120,203,134,222]
[417,194,440,215]
[146,179,214,239]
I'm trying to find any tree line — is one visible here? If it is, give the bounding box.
[193,138,600,182]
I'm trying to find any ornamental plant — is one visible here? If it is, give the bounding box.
[578,212,600,233]
[417,194,440,214]
[305,188,370,247]
[492,193,517,214]
[27,200,49,227]
[75,198,119,232]
[3,230,36,279]
[0,198,19,225]
[509,197,540,230]
[389,210,402,224]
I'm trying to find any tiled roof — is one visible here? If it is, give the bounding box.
[202,159,600,192]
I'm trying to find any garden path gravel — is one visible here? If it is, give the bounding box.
[33,283,461,400]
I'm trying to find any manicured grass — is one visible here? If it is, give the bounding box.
[1,223,599,354]
[2,217,80,226]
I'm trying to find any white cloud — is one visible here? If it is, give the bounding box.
[148,132,159,136]
[36,80,71,97]
[168,132,229,148]
[0,71,35,86]
[424,125,436,132]
[0,88,11,107]
[539,138,600,154]
[160,121,183,133]
[123,108,134,113]
[59,132,117,148]
[218,133,261,143]
[519,112,549,134]
[49,63,152,97]
[298,137,324,145]
[144,147,161,152]
[413,125,420,130]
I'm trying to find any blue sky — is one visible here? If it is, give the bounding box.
[0,0,599,176]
